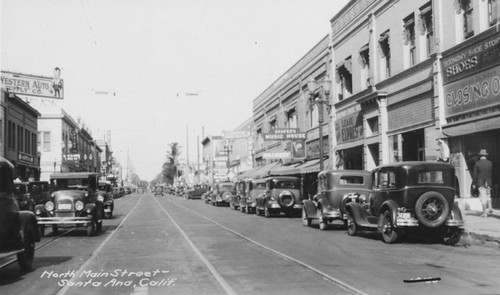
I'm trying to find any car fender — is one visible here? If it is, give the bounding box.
[377,200,399,228]
[302,199,317,217]
[18,211,41,242]
[449,203,464,222]
[346,202,368,224]
[84,203,96,215]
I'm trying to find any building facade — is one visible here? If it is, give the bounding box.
[2,90,41,181]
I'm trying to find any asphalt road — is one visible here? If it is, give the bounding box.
[1,192,499,295]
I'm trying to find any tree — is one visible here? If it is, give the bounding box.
[162,142,182,185]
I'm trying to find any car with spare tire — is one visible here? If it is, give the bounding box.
[255,176,302,217]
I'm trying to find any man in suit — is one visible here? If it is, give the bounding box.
[473,149,494,217]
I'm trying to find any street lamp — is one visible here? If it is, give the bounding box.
[307,77,332,172]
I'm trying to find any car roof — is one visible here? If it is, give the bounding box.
[373,161,454,170]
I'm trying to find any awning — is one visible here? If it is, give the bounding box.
[269,162,302,176]
[252,162,281,179]
[442,116,500,137]
[301,158,330,174]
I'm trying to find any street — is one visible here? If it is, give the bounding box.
[1,191,499,295]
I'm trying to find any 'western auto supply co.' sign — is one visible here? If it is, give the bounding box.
[263,128,306,141]
[1,70,64,99]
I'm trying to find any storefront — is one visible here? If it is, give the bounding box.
[441,27,500,208]
[335,109,364,170]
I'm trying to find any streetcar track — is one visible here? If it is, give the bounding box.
[152,196,237,295]
[56,194,145,295]
[162,197,368,295]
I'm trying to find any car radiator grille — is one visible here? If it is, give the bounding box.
[55,212,76,218]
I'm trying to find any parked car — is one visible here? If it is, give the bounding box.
[98,181,114,218]
[238,179,266,214]
[137,187,144,194]
[302,170,372,230]
[28,181,50,207]
[210,182,236,207]
[124,186,132,195]
[186,184,208,200]
[154,185,164,196]
[345,162,464,245]
[255,176,302,217]
[13,182,34,211]
[0,156,40,271]
[35,172,104,237]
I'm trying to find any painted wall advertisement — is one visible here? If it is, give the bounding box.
[335,111,363,144]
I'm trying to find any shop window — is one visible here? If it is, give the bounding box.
[336,57,353,101]
[403,14,416,67]
[418,3,434,56]
[489,0,499,26]
[358,44,370,88]
[378,31,391,79]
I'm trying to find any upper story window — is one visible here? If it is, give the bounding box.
[358,44,370,88]
[489,0,499,26]
[418,3,434,56]
[455,0,474,38]
[309,104,319,128]
[336,56,353,101]
[378,30,391,79]
[403,14,416,67]
[269,117,277,131]
[286,108,297,129]
[256,127,263,149]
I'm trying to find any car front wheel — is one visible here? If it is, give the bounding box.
[381,210,398,243]
[346,212,358,236]
[17,224,35,271]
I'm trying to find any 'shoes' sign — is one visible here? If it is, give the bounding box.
[263,128,306,141]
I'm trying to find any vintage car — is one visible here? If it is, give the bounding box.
[154,185,164,196]
[345,162,464,245]
[302,170,372,230]
[137,187,144,194]
[28,181,51,207]
[238,179,266,214]
[210,182,236,207]
[0,157,40,270]
[255,176,302,217]
[98,181,114,218]
[13,182,34,211]
[185,184,208,200]
[35,172,104,237]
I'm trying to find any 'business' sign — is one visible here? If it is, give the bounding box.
[1,69,64,99]
[263,128,306,141]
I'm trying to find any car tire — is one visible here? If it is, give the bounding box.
[415,191,450,228]
[96,219,102,232]
[318,211,327,230]
[381,210,399,244]
[52,225,59,235]
[346,212,358,236]
[39,225,45,237]
[302,207,312,227]
[264,207,270,218]
[17,224,35,271]
[87,220,95,237]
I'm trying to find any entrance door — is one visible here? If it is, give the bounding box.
[402,129,425,161]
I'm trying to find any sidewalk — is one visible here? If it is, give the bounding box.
[461,205,500,248]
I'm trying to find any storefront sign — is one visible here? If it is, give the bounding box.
[263,152,291,159]
[1,70,64,99]
[18,153,34,163]
[223,131,250,139]
[442,31,500,85]
[443,65,500,117]
[263,128,306,141]
[335,111,363,144]
[307,138,329,159]
[63,154,80,161]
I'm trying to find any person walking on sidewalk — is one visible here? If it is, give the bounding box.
[473,149,494,217]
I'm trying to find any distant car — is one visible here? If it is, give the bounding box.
[210,182,236,207]
[98,181,114,218]
[28,181,50,207]
[302,170,372,230]
[255,176,303,217]
[154,185,164,196]
[13,182,34,211]
[137,187,144,194]
[346,162,464,245]
[0,156,40,271]
[35,172,104,237]
[124,186,131,195]
[186,184,208,200]
[239,179,266,214]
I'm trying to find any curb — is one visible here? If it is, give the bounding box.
[460,231,500,249]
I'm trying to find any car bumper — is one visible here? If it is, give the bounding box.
[37,216,93,226]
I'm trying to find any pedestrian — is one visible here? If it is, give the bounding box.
[436,137,450,163]
[472,149,494,217]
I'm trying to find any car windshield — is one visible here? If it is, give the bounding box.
[51,178,90,191]
[221,185,234,191]
[272,180,299,189]
[339,176,365,185]
[14,184,27,194]
[29,182,49,192]
[98,184,109,191]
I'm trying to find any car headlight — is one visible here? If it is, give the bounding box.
[75,201,84,211]
[45,201,54,211]
[97,195,104,202]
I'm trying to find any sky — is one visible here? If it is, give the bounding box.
[1,0,348,181]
